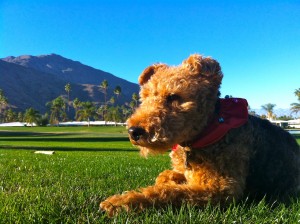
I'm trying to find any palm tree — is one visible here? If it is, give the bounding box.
[294,88,300,100]
[291,103,300,116]
[65,83,71,112]
[24,107,41,127]
[132,92,139,108]
[47,96,66,126]
[72,98,81,118]
[105,106,122,126]
[129,101,136,114]
[114,86,122,104]
[76,101,96,127]
[247,105,257,116]
[96,105,105,121]
[99,80,109,120]
[121,105,131,121]
[39,113,49,126]
[5,109,16,122]
[17,112,23,122]
[261,103,276,120]
[291,88,300,116]
[99,80,109,105]
[109,96,115,105]
[0,89,8,122]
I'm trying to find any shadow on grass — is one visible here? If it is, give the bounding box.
[0,131,81,137]
[292,134,300,138]
[0,137,130,142]
[0,145,137,152]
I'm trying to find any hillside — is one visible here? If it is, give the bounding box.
[0,54,139,113]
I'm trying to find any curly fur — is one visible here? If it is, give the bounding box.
[100,54,300,216]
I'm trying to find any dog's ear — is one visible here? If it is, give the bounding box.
[183,54,223,78]
[138,64,167,85]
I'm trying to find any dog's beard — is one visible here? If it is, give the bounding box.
[131,127,178,157]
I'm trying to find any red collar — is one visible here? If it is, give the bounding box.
[172,98,248,151]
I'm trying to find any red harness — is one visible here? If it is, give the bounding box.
[172,98,249,151]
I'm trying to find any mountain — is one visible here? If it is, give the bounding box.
[0,54,140,113]
[0,60,89,113]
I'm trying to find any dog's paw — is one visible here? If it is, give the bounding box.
[100,195,129,217]
[100,192,151,216]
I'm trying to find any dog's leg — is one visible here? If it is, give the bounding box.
[154,170,186,185]
[99,169,185,216]
[100,173,243,216]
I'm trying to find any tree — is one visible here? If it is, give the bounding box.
[72,98,81,118]
[114,86,122,103]
[96,105,105,121]
[129,101,136,113]
[76,101,96,127]
[47,96,66,126]
[99,80,109,105]
[121,105,131,121]
[132,92,139,109]
[277,115,294,121]
[105,106,122,126]
[17,112,23,122]
[65,83,71,112]
[109,96,115,105]
[291,103,300,116]
[38,113,49,126]
[99,80,109,120]
[247,105,257,116]
[0,89,8,122]
[261,103,276,120]
[294,88,300,100]
[5,109,16,122]
[24,107,41,126]
[291,88,300,116]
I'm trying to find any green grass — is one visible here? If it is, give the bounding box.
[294,134,300,145]
[0,127,300,223]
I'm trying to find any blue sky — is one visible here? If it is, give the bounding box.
[1,0,299,109]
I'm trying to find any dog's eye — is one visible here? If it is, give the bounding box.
[166,94,181,103]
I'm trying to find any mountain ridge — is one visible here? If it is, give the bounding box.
[2,53,137,86]
[0,54,139,113]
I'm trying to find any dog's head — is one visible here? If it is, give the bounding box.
[127,54,223,156]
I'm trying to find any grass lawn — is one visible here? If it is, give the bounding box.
[0,127,300,223]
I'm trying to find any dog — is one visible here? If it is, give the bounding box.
[100,54,300,216]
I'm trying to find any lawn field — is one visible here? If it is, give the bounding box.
[0,127,300,223]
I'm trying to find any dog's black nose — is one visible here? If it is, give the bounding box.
[128,126,146,141]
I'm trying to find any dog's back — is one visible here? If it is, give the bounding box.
[244,115,300,200]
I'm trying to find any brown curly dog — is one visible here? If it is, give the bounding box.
[100,54,300,216]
